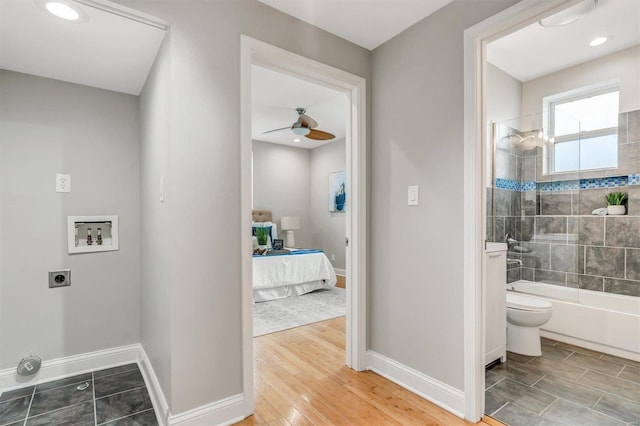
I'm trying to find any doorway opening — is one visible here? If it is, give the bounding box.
[240,36,367,417]
[465,0,640,422]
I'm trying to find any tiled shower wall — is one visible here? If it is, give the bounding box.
[488,109,640,297]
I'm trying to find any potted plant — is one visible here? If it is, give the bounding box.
[255,227,270,247]
[605,192,628,215]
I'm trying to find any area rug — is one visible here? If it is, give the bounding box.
[253,287,345,337]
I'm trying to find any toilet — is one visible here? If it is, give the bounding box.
[506,292,553,356]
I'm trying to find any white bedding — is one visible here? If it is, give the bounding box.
[252,250,337,302]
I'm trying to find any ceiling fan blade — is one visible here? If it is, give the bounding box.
[262,126,291,134]
[305,129,335,140]
[299,113,318,129]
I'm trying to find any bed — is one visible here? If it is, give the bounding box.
[252,210,337,302]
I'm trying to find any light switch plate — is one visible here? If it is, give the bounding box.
[56,174,71,193]
[408,185,419,206]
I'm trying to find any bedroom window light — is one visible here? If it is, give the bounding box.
[550,87,619,173]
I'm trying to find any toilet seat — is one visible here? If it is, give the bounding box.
[507,292,552,311]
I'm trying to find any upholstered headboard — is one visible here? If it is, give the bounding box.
[252,209,272,223]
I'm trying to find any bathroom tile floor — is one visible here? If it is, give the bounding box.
[0,363,158,426]
[485,338,640,426]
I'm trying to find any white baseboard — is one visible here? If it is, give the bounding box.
[0,344,139,392]
[334,268,346,276]
[366,350,465,418]
[1,344,246,426]
[168,394,244,426]
[138,345,171,426]
[540,330,640,362]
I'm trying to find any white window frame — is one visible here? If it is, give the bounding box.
[546,84,619,174]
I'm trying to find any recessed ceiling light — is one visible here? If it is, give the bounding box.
[293,138,301,143]
[36,0,88,23]
[589,36,608,47]
[539,0,597,27]
[46,2,79,20]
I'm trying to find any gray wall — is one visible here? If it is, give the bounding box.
[252,141,311,247]
[370,0,519,391]
[139,35,172,404]
[0,70,141,370]
[310,139,346,270]
[125,0,370,415]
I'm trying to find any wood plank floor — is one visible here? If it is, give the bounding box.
[235,317,495,425]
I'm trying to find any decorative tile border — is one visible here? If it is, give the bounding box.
[495,178,520,191]
[495,175,638,191]
[580,176,628,189]
[537,180,579,192]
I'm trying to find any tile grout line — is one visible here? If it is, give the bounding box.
[24,399,91,421]
[574,368,589,382]
[96,408,155,426]
[490,401,510,417]
[590,393,605,409]
[94,385,147,401]
[530,373,548,387]
[93,372,97,426]
[92,366,139,381]
[485,376,505,391]
[22,386,36,426]
[537,396,559,417]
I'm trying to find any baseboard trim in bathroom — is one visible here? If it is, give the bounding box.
[0,344,139,393]
[366,350,465,419]
[540,330,640,362]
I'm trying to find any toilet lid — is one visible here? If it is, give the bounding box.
[507,292,552,310]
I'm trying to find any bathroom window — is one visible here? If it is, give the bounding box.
[550,88,619,173]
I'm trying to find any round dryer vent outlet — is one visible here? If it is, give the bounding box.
[17,355,42,376]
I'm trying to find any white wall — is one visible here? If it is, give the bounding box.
[126,0,370,415]
[522,45,640,128]
[310,139,346,270]
[487,62,523,124]
[0,70,141,370]
[139,35,172,404]
[252,141,311,247]
[370,0,519,391]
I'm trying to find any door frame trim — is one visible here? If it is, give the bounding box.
[240,36,368,416]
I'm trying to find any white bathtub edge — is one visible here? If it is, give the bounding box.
[540,330,640,363]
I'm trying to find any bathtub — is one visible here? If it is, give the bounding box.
[508,280,640,361]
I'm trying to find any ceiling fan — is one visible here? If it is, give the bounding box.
[262,108,335,140]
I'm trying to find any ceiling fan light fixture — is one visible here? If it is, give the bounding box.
[292,126,310,136]
[539,0,597,28]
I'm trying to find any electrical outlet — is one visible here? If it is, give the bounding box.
[331,254,335,262]
[49,270,71,288]
[56,174,71,193]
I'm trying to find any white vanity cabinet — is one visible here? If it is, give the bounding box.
[484,242,507,366]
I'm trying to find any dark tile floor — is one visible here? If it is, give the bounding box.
[485,338,640,425]
[0,363,158,426]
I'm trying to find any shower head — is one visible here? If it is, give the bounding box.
[505,130,546,149]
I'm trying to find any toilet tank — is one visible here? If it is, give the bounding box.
[484,242,507,366]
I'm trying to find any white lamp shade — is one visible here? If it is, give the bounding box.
[280,216,300,230]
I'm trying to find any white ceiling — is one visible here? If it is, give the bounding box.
[257,0,453,50]
[487,0,640,82]
[0,0,166,95]
[252,65,347,149]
